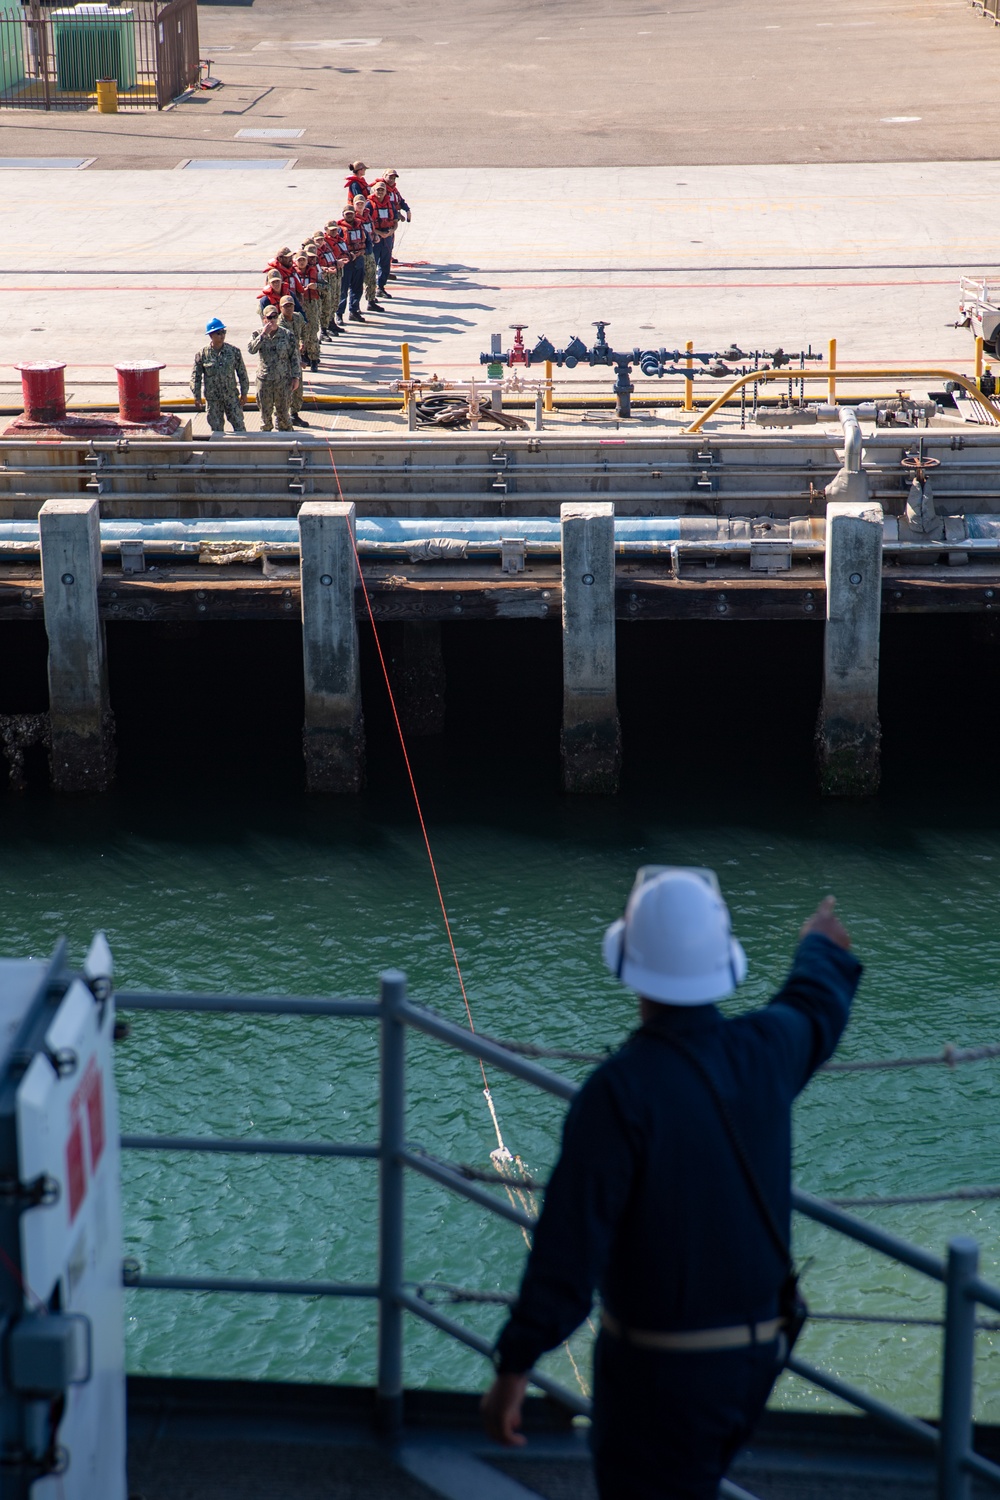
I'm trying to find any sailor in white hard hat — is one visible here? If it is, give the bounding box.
[483,870,862,1500]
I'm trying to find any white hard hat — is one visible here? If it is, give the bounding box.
[602,868,747,1005]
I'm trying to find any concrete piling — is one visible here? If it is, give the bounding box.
[38,498,115,792]
[298,500,365,792]
[816,500,883,796]
[560,502,621,794]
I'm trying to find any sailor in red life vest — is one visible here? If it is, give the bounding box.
[324,221,352,332]
[290,250,322,370]
[337,204,368,323]
[265,246,295,291]
[368,180,397,298]
[344,160,370,202]
[257,270,285,322]
[314,226,346,338]
[351,193,383,313]
[382,170,411,275]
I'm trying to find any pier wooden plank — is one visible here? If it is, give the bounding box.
[4,569,1000,624]
[881,576,1000,614]
[616,577,825,621]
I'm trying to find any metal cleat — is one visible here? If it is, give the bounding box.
[500,538,526,575]
[119,540,145,575]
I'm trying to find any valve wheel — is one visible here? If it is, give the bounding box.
[901,455,941,470]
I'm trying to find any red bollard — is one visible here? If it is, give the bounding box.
[116,362,164,424]
[16,362,67,423]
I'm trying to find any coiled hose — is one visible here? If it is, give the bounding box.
[415,394,528,430]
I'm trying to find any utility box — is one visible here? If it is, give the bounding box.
[0,935,126,1500]
[51,4,136,92]
[0,0,26,97]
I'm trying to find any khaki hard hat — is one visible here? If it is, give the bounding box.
[267,271,283,282]
[262,306,279,318]
[279,295,294,306]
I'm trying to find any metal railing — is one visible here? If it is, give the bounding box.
[0,0,198,111]
[119,972,1000,1500]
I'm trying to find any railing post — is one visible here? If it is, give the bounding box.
[938,1236,979,1500]
[377,969,406,1436]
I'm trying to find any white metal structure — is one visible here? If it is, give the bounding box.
[0,936,125,1500]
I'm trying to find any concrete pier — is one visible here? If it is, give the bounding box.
[560,502,621,794]
[298,500,365,793]
[38,498,115,792]
[816,500,884,797]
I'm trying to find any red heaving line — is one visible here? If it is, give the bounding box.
[322,446,501,1109]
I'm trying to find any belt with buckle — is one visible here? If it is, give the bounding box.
[601,1309,783,1352]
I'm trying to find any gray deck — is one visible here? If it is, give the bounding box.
[126,1378,1000,1499]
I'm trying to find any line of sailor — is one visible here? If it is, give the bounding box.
[258,163,412,369]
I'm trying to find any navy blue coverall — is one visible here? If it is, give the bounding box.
[494,933,862,1500]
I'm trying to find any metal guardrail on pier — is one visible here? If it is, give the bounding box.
[119,974,1000,1500]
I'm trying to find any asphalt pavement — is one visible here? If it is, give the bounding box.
[0,0,996,169]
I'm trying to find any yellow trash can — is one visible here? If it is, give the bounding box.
[95,77,118,113]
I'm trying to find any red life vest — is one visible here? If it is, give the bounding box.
[322,230,350,265]
[291,267,320,302]
[344,172,369,201]
[386,184,404,217]
[258,285,283,313]
[265,258,293,290]
[369,193,396,235]
[338,219,365,257]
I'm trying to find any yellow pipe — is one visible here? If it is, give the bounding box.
[976,336,984,381]
[544,360,554,413]
[683,366,1000,434]
[827,338,837,403]
[683,340,694,412]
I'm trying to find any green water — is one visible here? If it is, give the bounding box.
[2,782,1000,1421]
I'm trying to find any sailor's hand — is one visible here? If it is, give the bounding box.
[800,895,851,950]
[194,399,205,412]
[481,1373,529,1448]
[291,378,299,392]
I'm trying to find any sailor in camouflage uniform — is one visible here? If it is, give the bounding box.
[277,295,310,427]
[248,305,301,432]
[191,318,249,433]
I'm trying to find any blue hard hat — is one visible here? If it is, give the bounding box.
[205,318,226,334]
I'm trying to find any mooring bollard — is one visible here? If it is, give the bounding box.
[116,362,165,424]
[16,362,67,424]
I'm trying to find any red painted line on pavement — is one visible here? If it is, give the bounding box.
[0,277,958,292]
